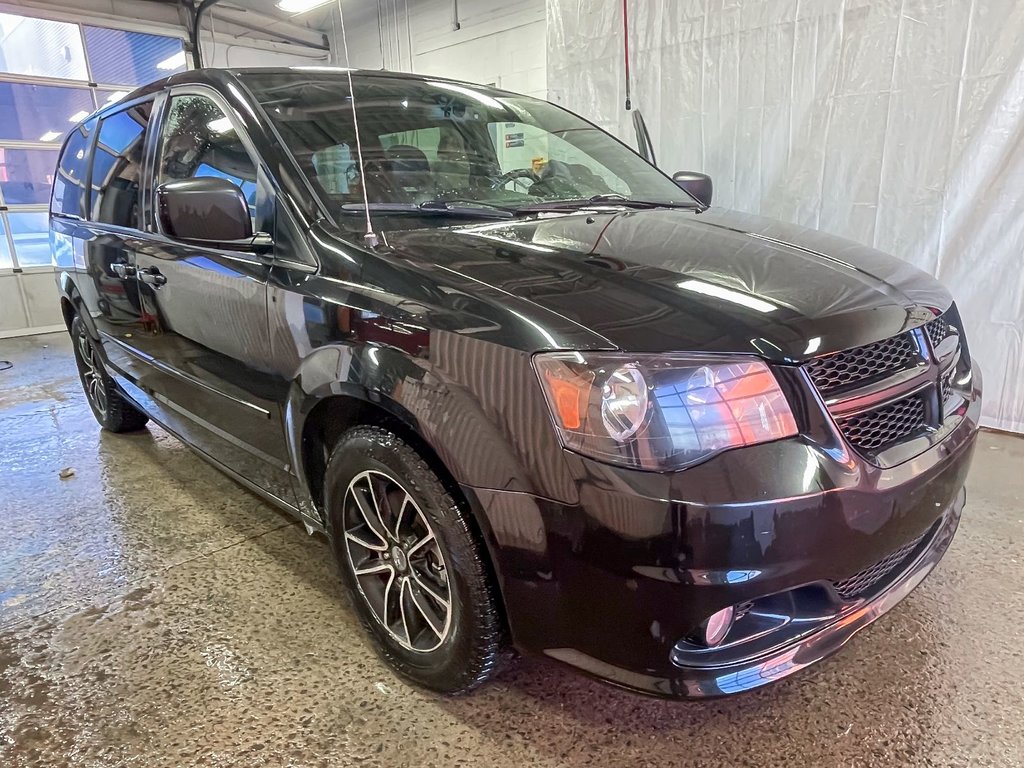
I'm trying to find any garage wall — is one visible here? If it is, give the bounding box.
[547,0,1024,434]
[329,0,547,98]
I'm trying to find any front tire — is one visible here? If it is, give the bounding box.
[325,426,504,694]
[70,314,148,433]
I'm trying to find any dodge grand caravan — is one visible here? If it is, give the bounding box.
[51,68,981,698]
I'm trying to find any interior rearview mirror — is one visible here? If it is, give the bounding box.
[672,171,713,208]
[156,177,255,245]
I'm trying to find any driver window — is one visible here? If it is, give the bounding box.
[157,94,260,231]
[488,122,629,197]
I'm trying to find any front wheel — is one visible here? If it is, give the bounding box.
[70,314,148,433]
[325,426,505,694]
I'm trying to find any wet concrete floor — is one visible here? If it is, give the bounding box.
[1,332,1022,767]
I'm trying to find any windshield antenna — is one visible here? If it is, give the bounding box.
[336,0,379,248]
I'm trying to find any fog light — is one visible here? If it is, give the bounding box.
[704,606,735,647]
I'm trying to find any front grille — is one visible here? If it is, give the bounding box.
[940,372,953,404]
[831,529,928,600]
[835,394,926,452]
[804,333,918,396]
[925,316,950,350]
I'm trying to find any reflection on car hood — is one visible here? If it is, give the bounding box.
[379,207,952,361]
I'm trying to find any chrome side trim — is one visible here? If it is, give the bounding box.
[99,331,272,418]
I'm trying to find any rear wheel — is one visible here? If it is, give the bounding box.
[325,426,505,694]
[70,314,148,433]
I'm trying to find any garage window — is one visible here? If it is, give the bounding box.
[0,10,185,272]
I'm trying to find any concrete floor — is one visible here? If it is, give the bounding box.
[0,332,1022,768]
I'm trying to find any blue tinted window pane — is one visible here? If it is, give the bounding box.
[0,148,59,205]
[8,211,51,268]
[0,83,94,143]
[84,26,185,86]
[0,13,88,80]
[0,216,12,270]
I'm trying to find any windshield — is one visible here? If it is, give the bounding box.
[238,72,696,215]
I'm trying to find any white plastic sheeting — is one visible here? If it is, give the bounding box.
[547,0,1024,433]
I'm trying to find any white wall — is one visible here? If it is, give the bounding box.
[330,0,546,98]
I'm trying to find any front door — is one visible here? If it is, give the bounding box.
[128,89,294,504]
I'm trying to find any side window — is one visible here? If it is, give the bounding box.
[90,102,153,227]
[51,117,97,218]
[157,94,259,231]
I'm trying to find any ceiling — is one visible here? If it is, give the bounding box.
[211,0,337,35]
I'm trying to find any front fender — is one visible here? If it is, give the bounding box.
[286,333,581,519]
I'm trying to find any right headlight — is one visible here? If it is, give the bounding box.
[534,352,798,471]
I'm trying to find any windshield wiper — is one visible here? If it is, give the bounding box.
[516,194,695,212]
[340,201,513,219]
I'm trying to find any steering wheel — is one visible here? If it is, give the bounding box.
[490,167,539,192]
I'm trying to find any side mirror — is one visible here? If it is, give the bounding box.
[156,177,255,245]
[672,171,713,207]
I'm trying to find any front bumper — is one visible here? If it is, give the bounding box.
[465,366,981,698]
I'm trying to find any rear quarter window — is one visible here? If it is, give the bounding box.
[50,117,96,219]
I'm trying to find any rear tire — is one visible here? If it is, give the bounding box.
[70,314,149,433]
[325,426,504,694]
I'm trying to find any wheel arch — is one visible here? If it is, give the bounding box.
[285,344,525,620]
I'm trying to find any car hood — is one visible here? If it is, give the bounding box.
[378,207,952,362]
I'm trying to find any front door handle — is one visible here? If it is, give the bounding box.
[138,267,167,286]
[111,263,136,279]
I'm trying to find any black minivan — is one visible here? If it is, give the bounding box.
[51,68,981,699]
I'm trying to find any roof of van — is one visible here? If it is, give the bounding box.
[86,66,515,125]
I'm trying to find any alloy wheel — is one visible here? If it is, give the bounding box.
[342,469,453,653]
[77,327,108,417]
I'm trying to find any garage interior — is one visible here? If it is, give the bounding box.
[1,0,1022,765]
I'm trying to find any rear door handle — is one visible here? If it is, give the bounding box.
[139,267,167,286]
[111,263,136,279]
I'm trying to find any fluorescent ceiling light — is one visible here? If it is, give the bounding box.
[677,279,777,313]
[67,110,90,123]
[156,50,186,70]
[207,117,232,133]
[104,90,129,104]
[39,130,61,142]
[277,0,333,13]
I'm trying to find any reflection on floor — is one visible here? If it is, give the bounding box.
[1,332,1022,767]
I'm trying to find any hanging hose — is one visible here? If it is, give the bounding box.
[622,0,631,111]
[191,0,226,69]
